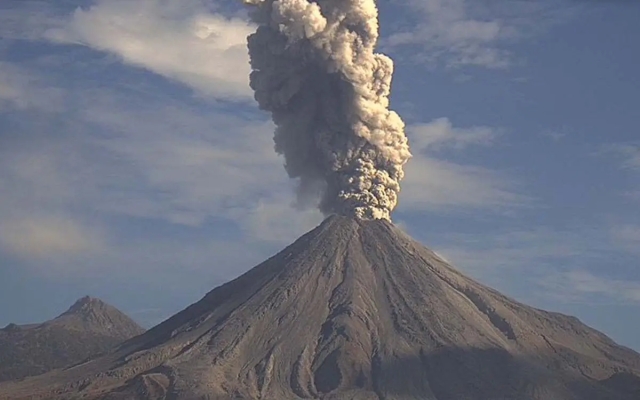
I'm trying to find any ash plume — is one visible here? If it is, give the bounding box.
[241,0,411,220]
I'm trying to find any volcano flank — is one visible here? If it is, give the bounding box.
[1,216,640,399]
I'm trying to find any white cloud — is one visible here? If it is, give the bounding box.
[238,196,322,244]
[0,216,105,260]
[599,143,640,201]
[386,0,510,68]
[80,102,285,225]
[0,62,319,274]
[46,0,254,100]
[0,62,66,111]
[420,225,640,306]
[610,225,640,254]
[540,270,640,304]
[408,117,498,151]
[602,143,640,170]
[385,0,571,69]
[0,63,28,107]
[431,228,598,274]
[0,1,67,41]
[400,118,523,212]
[540,127,570,142]
[401,157,522,211]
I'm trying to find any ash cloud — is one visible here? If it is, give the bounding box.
[241,0,411,220]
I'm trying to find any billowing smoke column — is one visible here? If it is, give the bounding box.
[242,0,411,220]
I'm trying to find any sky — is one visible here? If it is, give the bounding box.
[0,0,639,351]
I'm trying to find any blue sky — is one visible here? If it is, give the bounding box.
[1,0,639,350]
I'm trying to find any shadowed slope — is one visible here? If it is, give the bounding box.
[1,216,639,399]
[0,297,144,382]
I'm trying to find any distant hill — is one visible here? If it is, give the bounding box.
[0,296,144,382]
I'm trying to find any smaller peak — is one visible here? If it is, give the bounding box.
[52,297,145,335]
[2,323,21,332]
[75,295,100,305]
[65,296,107,314]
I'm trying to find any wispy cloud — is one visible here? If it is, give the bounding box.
[3,93,309,221]
[425,225,640,306]
[78,98,286,225]
[45,0,254,100]
[401,157,523,211]
[432,228,603,274]
[239,196,322,244]
[401,118,524,212]
[610,224,640,254]
[601,143,640,170]
[0,1,69,41]
[408,117,499,151]
[0,60,315,275]
[599,143,640,201]
[0,62,65,111]
[385,0,573,69]
[386,0,510,68]
[540,127,570,142]
[540,270,640,305]
[0,216,105,260]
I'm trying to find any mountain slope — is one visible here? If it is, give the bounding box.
[1,216,639,399]
[0,296,145,382]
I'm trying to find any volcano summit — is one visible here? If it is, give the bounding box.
[1,216,639,399]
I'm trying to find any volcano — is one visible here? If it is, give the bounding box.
[1,216,640,399]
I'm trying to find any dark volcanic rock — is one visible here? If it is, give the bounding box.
[1,216,639,399]
[0,296,144,382]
